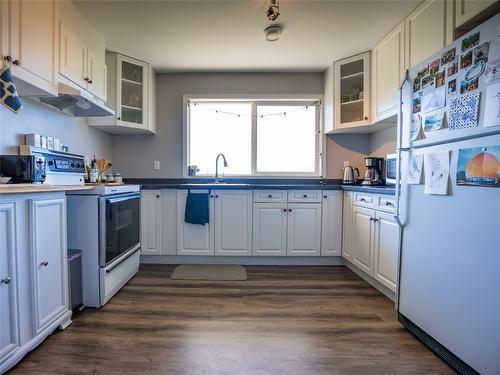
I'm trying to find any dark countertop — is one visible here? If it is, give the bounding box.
[125,178,396,195]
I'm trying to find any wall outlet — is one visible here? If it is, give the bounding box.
[153,160,160,170]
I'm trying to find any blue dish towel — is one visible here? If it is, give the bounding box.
[185,191,210,225]
[0,63,22,113]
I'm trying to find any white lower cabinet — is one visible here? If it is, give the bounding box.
[0,193,71,374]
[0,202,20,364]
[29,197,68,335]
[252,203,287,256]
[342,192,354,261]
[177,190,215,256]
[141,190,162,255]
[176,190,252,256]
[351,206,375,274]
[373,211,399,290]
[345,192,399,293]
[287,203,322,256]
[321,191,342,256]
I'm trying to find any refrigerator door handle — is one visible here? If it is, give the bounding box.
[395,69,410,312]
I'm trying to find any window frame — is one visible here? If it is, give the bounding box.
[183,94,324,179]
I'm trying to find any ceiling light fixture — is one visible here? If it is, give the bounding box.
[266,0,280,21]
[265,24,283,42]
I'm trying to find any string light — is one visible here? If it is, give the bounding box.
[188,101,320,118]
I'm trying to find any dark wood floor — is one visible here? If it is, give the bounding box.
[10,265,453,374]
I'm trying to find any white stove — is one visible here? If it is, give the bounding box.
[67,184,140,196]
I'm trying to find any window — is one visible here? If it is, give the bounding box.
[186,97,321,177]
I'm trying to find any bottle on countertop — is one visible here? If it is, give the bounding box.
[89,157,99,183]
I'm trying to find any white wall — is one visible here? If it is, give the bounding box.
[370,126,397,157]
[0,99,112,160]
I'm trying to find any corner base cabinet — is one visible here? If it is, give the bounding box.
[0,193,71,374]
[342,191,399,292]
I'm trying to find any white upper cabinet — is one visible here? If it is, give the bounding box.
[29,197,68,335]
[334,51,371,130]
[0,202,20,364]
[405,0,453,68]
[455,0,498,28]
[141,190,162,256]
[214,190,252,256]
[287,203,322,256]
[86,49,107,100]
[1,0,58,96]
[59,24,87,89]
[59,23,107,101]
[372,21,405,123]
[253,202,288,256]
[89,52,156,134]
[321,191,342,256]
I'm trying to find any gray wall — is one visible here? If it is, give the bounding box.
[112,72,396,179]
[0,99,112,160]
[112,73,326,178]
[370,126,397,158]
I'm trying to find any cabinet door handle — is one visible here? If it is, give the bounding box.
[40,261,49,267]
[13,59,20,66]
[89,79,93,84]
[1,277,11,284]
[323,195,327,199]
[360,198,366,202]
[369,217,374,221]
[385,201,393,206]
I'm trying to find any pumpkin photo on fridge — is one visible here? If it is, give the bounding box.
[456,146,500,187]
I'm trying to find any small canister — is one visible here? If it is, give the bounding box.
[114,173,123,184]
[106,174,114,182]
[41,135,48,148]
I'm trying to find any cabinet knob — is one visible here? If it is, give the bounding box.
[210,195,214,198]
[3,55,12,62]
[156,195,160,198]
[364,117,368,120]
[1,277,11,284]
[288,208,292,212]
[369,217,374,221]
[303,194,308,198]
[360,198,366,202]
[89,79,93,84]
[268,194,272,198]
[215,195,219,198]
[283,208,287,212]
[323,195,327,199]
[385,201,393,206]
[117,117,121,120]
[40,261,49,267]
[13,59,20,66]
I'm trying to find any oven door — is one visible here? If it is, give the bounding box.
[99,193,141,267]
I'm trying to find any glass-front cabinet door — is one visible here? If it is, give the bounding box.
[117,55,149,128]
[334,51,371,129]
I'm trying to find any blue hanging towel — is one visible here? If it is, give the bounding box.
[185,191,210,225]
[0,63,22,113]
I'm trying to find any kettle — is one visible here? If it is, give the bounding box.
[342,166,359,184]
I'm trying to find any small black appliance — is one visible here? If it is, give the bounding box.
[0,155,46,183]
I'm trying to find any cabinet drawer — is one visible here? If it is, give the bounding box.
[253,190,287,203]
[377,196,396,213]
[287,190,322,203]
[353,192,375,208]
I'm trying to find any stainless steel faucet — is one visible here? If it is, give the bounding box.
[214,153,228,183]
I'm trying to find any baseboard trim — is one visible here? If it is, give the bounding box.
[141,255,345,266]
[344,260,395,301]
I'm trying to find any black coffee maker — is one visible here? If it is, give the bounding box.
[361,157,385,186]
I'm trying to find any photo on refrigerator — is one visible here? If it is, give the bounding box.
[456,146,500,187]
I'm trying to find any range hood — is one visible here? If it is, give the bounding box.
[32,77,114,117]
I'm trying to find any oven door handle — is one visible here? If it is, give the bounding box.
[106,193,140,204]
[105,244,141,273]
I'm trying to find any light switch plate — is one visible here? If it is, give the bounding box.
[153,160,160,170]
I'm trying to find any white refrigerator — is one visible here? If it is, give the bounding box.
[396,13,500,375]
